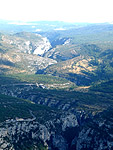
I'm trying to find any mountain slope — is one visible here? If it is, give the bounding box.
[0,32,56,74]
[42,43,113,85]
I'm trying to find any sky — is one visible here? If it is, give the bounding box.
[0,0,113,23]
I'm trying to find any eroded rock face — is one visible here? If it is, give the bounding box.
[0,112,79,150]
[2,33,51,56]
[61,114,78,131]
[76,117,113,150]
[0,33,57,74]
[0,110,113,150]
[0,85,113,149]
[33,37,51,56]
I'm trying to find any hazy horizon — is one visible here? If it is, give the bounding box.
[0,0,113,23]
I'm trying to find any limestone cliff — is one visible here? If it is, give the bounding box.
[0,32,56,74]
[2,32,51,56]
[0,110,112,150]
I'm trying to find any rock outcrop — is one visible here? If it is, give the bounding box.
[0,110,112,150]
[0,112,79,150]
[33,37,51,55]
[0,32,57,74]
[2,32,51,56]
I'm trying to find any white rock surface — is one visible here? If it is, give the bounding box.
[33,37,51,55]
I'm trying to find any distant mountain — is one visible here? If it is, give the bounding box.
[0,20,84,33]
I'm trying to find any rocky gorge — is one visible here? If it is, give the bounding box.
[0,81,113,150]
[0,23,113,150]
[0,107,112,150]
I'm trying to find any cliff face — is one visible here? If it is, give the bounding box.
[2,32,51,56]
[0,112,78,150]
[0,110,112,150]
[33,37,51,55]
[0,80,113,149]
[0,32,56,74]
[75,109,113,150]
